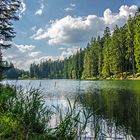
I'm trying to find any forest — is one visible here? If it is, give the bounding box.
[29,11,140,80]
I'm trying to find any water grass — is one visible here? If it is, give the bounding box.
[1,83,137,139]
[0,84,89,140]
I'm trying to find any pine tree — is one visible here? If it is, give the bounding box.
[126,15,136,77]
[82,43,91,79]
[97,36,103,78]
[102,27,112,78]
[78,48,84,79]
[110,26,122,76]
[134,11,140,73]
[0,0,21,80]
[119,25,128,77]
[90,38,99,78]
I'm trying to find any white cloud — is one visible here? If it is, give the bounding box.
[29,52,41,57]
[3,43,81,70]
[31,28,45,39]
[64,3,76,12]
[39,56,59,62]
[19,0,26,18]
[70,3,76,7]
[32,26,37,32]
[64,7,73,12]
[31,5,137,46]
[36,47,80,63]
[58,47,66,51]
[103,5,137,27]
[35,2,45,16]
[3,43,40,70]
[15,44,35,53]
[59,47,80,60]
[119,5,137,17]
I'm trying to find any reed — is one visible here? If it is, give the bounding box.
[0,84,88,140]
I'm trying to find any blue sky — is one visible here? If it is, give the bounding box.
[3,0,139,70]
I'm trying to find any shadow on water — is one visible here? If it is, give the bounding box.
[78,81,140,139]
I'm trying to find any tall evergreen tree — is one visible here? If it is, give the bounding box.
[126,15,136,77]
[110,26,122,76]
[82,43,91,79]
[119,25,128,76]
[78,48,84,79]
[134,11,140,72]
[102,27,112,78]
[97,36,103,78]
[90,38,99,78]
[0,0,21,80]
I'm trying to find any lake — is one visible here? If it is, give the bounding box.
[2,80,140,140]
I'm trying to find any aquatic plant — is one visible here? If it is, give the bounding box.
[0,84,89,140]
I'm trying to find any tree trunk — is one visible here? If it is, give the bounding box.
[0,47,2,80]
[132,55,136,78]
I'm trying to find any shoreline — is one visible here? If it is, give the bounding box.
[3,77,140,81]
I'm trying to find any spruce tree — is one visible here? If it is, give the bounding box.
[97,36,103,78]
[110,26,122,76]
[119,25,128,77]
[126,15,136,77]
[90,38,99,78]
[102,27,112,78]
[0,0,20,80]
[82,43,91,79]
[134,11,140,73]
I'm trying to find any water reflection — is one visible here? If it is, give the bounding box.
[2,80,140,139]
[78,86,140,139]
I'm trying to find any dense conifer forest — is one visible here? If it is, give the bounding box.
[29,11,140,80]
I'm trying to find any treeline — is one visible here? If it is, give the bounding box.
[4,63,29,79]
[30,50,84,79]
[30,12,140,79]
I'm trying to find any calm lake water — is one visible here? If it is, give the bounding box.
[2,80,140,140]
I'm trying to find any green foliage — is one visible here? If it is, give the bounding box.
[49,99,80,140]
[30,50,84,80]
[0,84,89,139]
[102,27,112,78]
[0,114,18,138]
[0,85,52,139]
[126,15,136,77]
[0,0,21,80]
[134,14,140,72]
[29,12,140,80]
[4,63,29,79]
[82,44,92,79]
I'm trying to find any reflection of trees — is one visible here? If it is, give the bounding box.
[78,88,140,139]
